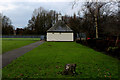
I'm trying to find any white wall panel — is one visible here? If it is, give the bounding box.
[47,32,73,41]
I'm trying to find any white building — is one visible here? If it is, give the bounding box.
[47,15,74,41]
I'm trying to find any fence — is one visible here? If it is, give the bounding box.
[1,35,46,40]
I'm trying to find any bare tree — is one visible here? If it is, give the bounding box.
[103,1,120,46]
[72,0,118,39]
[27,7,59,35]
[2,15,14,35]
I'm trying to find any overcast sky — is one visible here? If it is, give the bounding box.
[0,0,84,28]
[0,0,117,28]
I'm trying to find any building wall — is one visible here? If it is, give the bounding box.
[47,32,74,41]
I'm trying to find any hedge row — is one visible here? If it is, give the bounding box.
[76,39,120,59]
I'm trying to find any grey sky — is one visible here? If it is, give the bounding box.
[0,0,117,29]
[0,1,83,28]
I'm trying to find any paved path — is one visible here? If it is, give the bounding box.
[0,41,45,69]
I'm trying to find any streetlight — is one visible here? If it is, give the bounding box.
[95,0,98,39]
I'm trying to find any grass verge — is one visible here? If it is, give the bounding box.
[2,38,40,54]
[2,42,119,79]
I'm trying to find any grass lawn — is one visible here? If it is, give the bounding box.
[2,38,40,54]
[2,42,119,79]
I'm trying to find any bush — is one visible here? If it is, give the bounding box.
[76,39,87,45]
[95,39,109,51]
[117,40,120,47]
[76,38,120,59]
[86,38,109,51]
[108,40,116,47]
[86,39,96,47]
[114,47,120,59]
[76,39,82,43]
[107,47,120,59]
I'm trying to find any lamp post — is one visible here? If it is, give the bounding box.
[95,0,98,39]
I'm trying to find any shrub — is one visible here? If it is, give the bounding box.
[76,38,120,59]
[95,39,109,51]
[76,39,82,43]
[107,47,120,59]
[86,39,96,48]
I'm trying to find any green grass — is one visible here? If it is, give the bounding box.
[2,38,40,53]
[2,42,119,79]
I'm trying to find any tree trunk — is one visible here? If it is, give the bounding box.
[115,35,119,47]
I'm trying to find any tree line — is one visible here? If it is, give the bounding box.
[0,13,14,35]
[24,7,58,35]
[67,2,119,45]
[1,2,120,43]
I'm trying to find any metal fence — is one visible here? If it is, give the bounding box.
[1,35,46,40]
